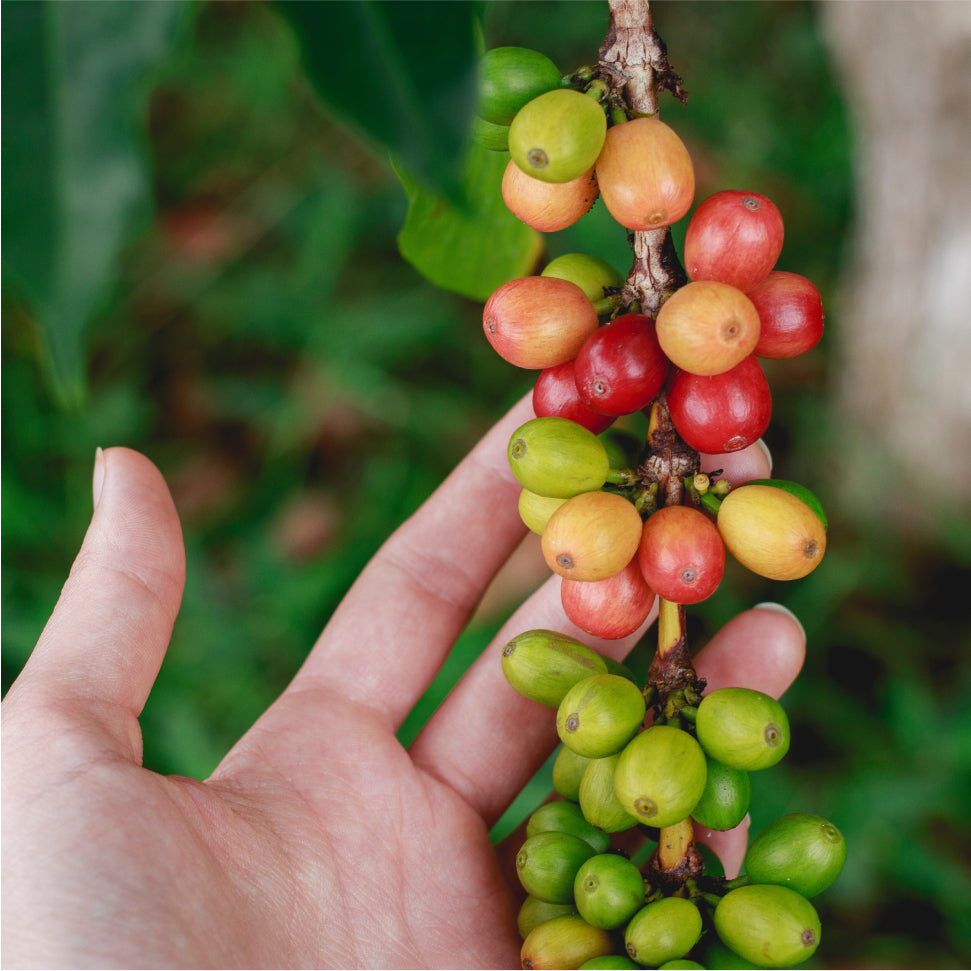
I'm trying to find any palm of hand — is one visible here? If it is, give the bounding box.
[2,399,803,970]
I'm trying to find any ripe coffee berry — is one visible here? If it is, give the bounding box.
[561,558,656,640]
[574,312,669,415]
[484,276,598,369]
[684,189,784,292]
[637,504,725,604]
[667,354,772,453]
[749,270,825,358]
[533,360,616,434]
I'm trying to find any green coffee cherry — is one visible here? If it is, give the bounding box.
[691,759,751,832]
[516,831,598,903]
[508,416,610,498]
[714,885,821,968]
[527,800,611,854]
[517,895,579,940]
[624,897,703,967]
[579,754,639,833]
[509,88,607,184]
[573,853,645,930]
[602,655,639,685]
[519,488,567,535]
[556,674,647,758]
[614,725,708,828]
[501,629,608,708]
[743,813,847,898]
[699,941,762,968]
[478,46,563,126]
[542,253,624,304]
[521,914,614,970]
[553,745,592,803]
[695,687,790,771]
[579,958,641,970]
[470,114,510,151]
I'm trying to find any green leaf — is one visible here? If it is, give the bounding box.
[396,144,544,301]
[277,0,483,197]
[1,0,187,405]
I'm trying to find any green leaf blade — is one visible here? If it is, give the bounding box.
[396,146,544,302]
[1,0,188,404]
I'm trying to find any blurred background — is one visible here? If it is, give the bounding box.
[2,1,969,967]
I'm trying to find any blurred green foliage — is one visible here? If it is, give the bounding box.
[2,2,969,968]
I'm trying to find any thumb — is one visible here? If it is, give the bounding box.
[7,447,186,758]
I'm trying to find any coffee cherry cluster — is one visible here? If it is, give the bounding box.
[474,43,844,970]
[503,630,846,970]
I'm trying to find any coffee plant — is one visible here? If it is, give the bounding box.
[402,1,844,967]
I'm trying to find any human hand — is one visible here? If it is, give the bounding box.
[1,397,804,969]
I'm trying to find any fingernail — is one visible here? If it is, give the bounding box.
[93,447,105,509]
[755,438,773,474]
[753,601,805,639]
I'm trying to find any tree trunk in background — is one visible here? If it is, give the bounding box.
[821,0,971,534]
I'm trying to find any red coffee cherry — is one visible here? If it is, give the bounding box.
[561,558,657,639]
[502,160,600,233]
[533,360,616,434]
[483,276,598,369]
[574,312,669,415]
[667,355,772,453]
[749,270,825,358]
[594,117,695,230]
[683,189,784,292]
[637,504,725,604]
[655,281,760,376]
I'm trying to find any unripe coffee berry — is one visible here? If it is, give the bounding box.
[507,416,609,498]
[477,46,563,126]
[555,673,647,758]
[614,724,708,828]
[509,88,607,184]
[521,914,614,970]
[744,813,847,897]
[517,895,578,941]
[518,489,567,535]
[714,884,821,967]
[541,252,623,302]
[624,897,703,967]
[691,757,751,832]
[527,800,611,854]
[501,628,608,708]
[574,853,645,929]
[695,686,790,771]
[516,830,598,903]
[578,753,639,833]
